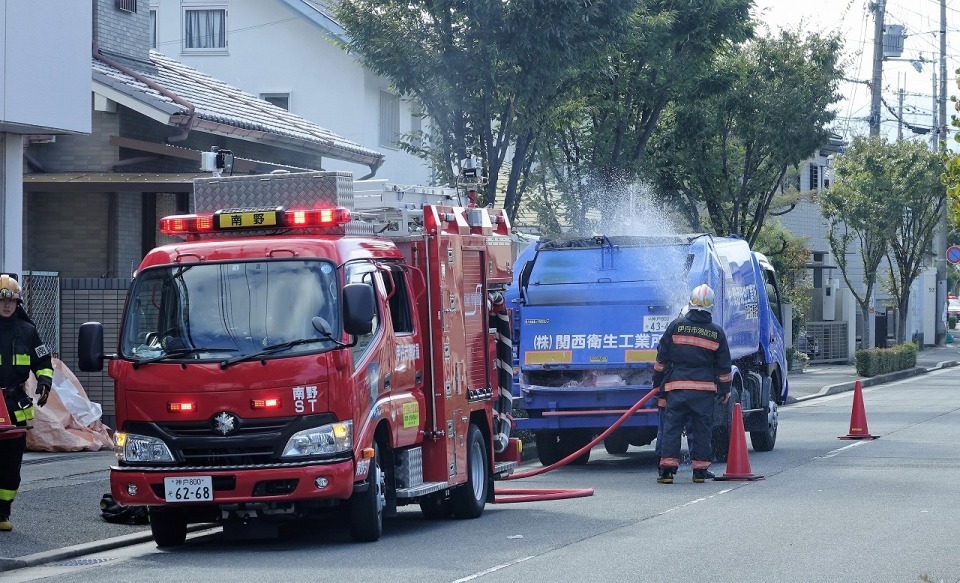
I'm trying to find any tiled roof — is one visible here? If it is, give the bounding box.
[92,50,383,172]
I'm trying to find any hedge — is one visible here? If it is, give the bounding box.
[854,342,919,377]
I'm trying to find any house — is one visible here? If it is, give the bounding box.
[18,0,388,426]
[149,0,432,186]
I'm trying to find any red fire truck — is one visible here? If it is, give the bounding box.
[79,171,519,546]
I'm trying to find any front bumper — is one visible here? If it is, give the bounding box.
[110,459,355,507]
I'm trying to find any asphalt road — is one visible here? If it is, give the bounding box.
[2,347,960,580]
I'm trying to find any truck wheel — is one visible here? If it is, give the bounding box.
[350,441,385,542]
[419,493,452,520]
[560,431,592,465]
[535,431,563,466]
[149,508,187,548]
[712,393,735,463]
[750,398,779,452]
[604,430,629,454]
[451,424,489,519]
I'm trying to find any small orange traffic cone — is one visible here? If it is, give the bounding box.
[714,403,763,481]
[0,396,27,441]
[838,380,878,440]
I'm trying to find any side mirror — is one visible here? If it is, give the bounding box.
[78,322,105,372]
[342,283,375,336]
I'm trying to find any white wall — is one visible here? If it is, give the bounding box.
[0,0,91,134]
[152,0,430,185]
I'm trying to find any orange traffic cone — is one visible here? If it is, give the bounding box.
[838,380,878,440]
[714,403,763,481]
[0,396,27,441]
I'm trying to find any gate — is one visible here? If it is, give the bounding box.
[806,321,848,364]
[22,271,60,357]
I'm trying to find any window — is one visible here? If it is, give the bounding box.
[261,93,290,111]
[346,264,380,365]
[379,91,400,149]
[150,8,158,49]
[384,267,414,334]
[183,6,227,51]
[117,0,137,13]
[809,163,820,191]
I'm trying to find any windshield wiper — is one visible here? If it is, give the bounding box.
[219,338,331,369]
[132,347,237,369]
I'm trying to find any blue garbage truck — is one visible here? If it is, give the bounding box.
[507,234,788,465]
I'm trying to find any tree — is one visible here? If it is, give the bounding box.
[882,142,946,344]
[335,0,633,221]
[532,0,754,232]
[819,136,900,349]
[753,221,811,343]
[648,29,845,246]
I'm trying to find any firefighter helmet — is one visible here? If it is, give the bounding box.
[0,274,21,302]
[688,284,715,313]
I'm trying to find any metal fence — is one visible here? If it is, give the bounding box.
[22,271,60,357]
[806,321,848,364]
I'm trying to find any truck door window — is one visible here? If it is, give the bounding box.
[762,269,784,326]
[385,267,414,334]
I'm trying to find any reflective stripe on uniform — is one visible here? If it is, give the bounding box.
[718,372,733,382]
[14,354,30,366]
[14,406,34,422]
[672,334,720,351]
[0,488,16,502]
[664,380,717,392]
[653,361,665,372]
[660,457,679,468]
[35,368,53,381]
[692,460,711,470]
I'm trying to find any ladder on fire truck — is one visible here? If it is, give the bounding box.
[352,180,467,236]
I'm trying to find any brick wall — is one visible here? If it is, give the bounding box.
[60,278,130,429]
[30,111,120,172]
[93,0,151,62]
[25,193,111,278]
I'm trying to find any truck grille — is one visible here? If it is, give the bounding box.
[178,446,277,466]
[157,417,295,438]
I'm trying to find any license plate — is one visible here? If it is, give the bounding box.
[643,315,672,333]
[163,476,214,502]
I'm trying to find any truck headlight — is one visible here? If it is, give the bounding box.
[115,432,175,463]
[281,420,352,458]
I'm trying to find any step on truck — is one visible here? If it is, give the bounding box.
[507,234,788,465]
[78,171,519,546]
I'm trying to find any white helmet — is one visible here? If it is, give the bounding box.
[0,274,21,302]
[688,284,715,313]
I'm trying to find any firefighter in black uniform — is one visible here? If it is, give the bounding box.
[0,274,53,531]
[652,284,732,484]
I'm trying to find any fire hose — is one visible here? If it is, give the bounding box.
[493,386,658,503]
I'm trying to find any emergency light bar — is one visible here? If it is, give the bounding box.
[159,206,352,235]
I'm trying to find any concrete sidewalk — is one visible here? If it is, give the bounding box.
[3,343,960,572]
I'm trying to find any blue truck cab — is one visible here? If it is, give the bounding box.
[507,234,788,465]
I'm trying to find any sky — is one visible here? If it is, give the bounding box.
[751,0,959,148]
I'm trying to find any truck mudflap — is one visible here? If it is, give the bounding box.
[109,459,355,508]
[514,384,659,431]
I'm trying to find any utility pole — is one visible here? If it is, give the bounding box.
[869,0,886,136]
[934,0,948,344]
[897,83,904,141]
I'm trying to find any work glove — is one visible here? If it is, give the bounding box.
[36,382,51,407]
[717,391,730,406]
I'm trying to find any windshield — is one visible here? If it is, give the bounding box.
[121,260,340,361]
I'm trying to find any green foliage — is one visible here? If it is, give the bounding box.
[647,28,845,245]
[753,220,812,338]
[335,0,635,221]
[949,314,957,330]
[854,342,919,377]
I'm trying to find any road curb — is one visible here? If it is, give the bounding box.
[792,360,960,403]
[0,524,215,573]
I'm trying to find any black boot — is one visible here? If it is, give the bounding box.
[692,469,714,483]
[657,467,675,484]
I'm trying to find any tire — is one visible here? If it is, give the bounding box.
[535,431,563,466]
[418,493,452,520]
[451,424,489,519]
[349,441,385,542]
[750,377,780,452]
[603,431,629,454]
[560,431,592,465]
[712,392,735,463]
[149,508,187,548]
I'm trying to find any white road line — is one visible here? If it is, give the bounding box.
[452,556,535,582]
